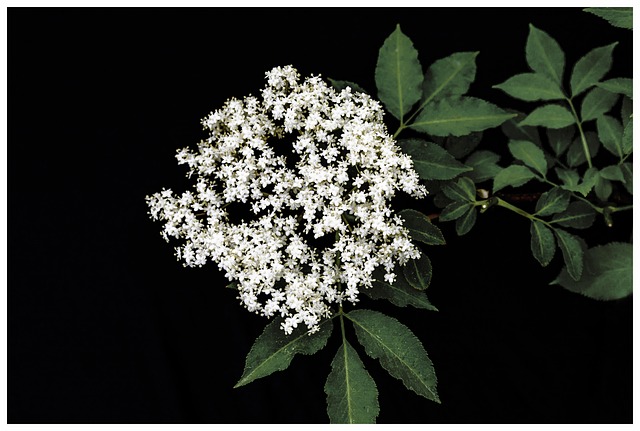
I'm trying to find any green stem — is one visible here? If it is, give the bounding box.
[611,205,633,213]
[565,97,593,169]
[482,197,554,228]
[392,124,405,139]
[339,306,346,337]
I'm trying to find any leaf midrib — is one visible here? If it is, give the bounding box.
[342,341,355,424]
[412,113,514,127]
[395,29,404,120]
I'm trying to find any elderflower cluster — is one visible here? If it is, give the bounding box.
[146,65,427,334]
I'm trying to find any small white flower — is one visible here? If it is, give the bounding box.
[146,65,427,334]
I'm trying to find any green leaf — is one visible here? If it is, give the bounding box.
[526,24,565,86]
[375,24,423,120]
[621,163,633,194]
[551,201,596,229]
[442,176,476,202]
[508,140,548,177]
[584,7,633,30]
[398,209,446,246]
[445,131,482,159]
[547,126,575,156]
[329,79,368,94]
[398,139,472,180]
[552,242,632,300]
[465,150,502,183]
[325,340,379,424]
[534,187,571,216]
[493,165,536,193]
[570,43,617,97]
[455,206,477,236]
[599,165,625,182]
[347,309,439,403]
[439,201,472,222]
[493,73,565,101]
[596,115,624,158]
[422,51,478,105]
[410,96,515,137]
[621,96,632,128]
[235,317,333,388]
[530,221,556,267]
[367,268,438,311]
[622,119,633,156]
[596,78,633,99]
[555,167,580,189]
[566,132,600,168]
[580,87,618,122]
[403,253,433,290]
[594,175,612,201]
[572,167,600,197]
[519,104,574,129]
[554,228,584,281]
[501,113,542,145]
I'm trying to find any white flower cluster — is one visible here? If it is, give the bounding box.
[146,65,427,334]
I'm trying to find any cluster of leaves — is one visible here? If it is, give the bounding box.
[432,18,633,301]
[233,8,632,424]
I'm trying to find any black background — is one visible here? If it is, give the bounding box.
[8,7,633,424]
